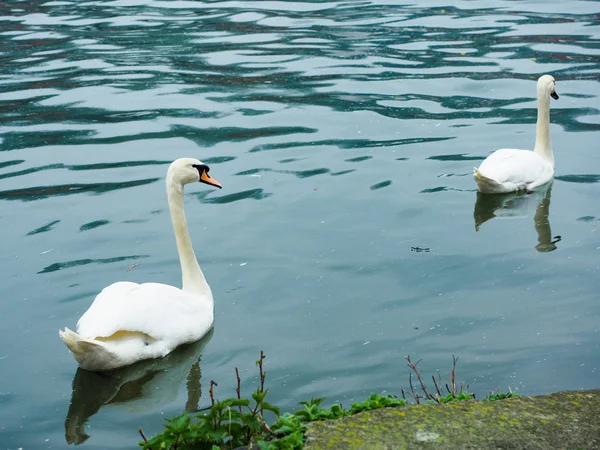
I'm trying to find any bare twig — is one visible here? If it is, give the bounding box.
[138,428,151,449]
[209,380,218,406]
[432,373,443,398]
[450,355,458,397]
[235,367,243,413]
[257,350,266,393]
[460,381,470,395]
[127,262,141,271]
[405,355,437,402]
[408,372,420,404]
[257,416,276,435]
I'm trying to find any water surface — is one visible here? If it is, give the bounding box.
[1,0,599,448]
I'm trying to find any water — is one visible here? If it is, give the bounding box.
[1,0,599,448]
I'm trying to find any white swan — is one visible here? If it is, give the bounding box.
[59,158,222,371]
[474,74,559,194]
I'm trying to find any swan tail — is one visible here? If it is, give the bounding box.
[473,167,502,193]
[59,328,112,370]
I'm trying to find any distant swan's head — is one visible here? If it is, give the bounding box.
[538,74,559,100]
[167,158,222,189]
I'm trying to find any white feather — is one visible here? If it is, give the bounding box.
[60,158,221,371]
[77,282,213,344]
[474,74,559,194]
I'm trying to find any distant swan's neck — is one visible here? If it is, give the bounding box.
[166,176,212,299]
[533,93,554,167]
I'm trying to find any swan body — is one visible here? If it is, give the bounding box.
[474,74,559,194]
[60,158,222,371]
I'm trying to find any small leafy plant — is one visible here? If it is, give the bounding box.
[139,353,515,450]
[484,390,521,402]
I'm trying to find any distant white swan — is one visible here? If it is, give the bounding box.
[60,158,222,371]
[474,74,559,194]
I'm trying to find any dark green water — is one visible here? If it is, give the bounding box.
[1,0,599,448]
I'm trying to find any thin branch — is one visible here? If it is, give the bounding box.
[432,374,443,398]
[405,355,437,402]
[450,355,458,397]
[408,372,420,404]
[209,380,218,406]
[257,350,266,393]
[138,428,151,449]
[257,416,276,435]
[235,367,243,413]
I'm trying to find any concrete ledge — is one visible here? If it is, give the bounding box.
[304,390,600,449]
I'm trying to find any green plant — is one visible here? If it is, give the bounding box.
[349,393,406,413]
[139,353,515,450]
[484,390,521,402]
[140,351,279,450]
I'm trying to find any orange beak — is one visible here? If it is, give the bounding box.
[200,170,222,189]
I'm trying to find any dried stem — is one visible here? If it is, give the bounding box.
[405,355,437,402]
[235,367,243,413]
[257,416,276,435]
[138,428,150,448]
[209,380,218,406]
[432,373,443,398]
[408,372,420,404]
[450,355,458,397]
[257,350,266,393]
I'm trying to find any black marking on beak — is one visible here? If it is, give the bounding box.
[551,91,559,100]
[193,164,209,176]
[193,164,222,189]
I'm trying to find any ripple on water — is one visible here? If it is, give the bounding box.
[345,156,372,162]
[38,255,148,274]
[0,178,160,201]
[80,220,110,232]
[555,174,600,184]
[26,219,61,236]
[200,188,272,204]
[1,1,599,449]
[427,154,485,161]
[370,180,392,190]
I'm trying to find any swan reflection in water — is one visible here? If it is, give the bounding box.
[64,330,213,445]
[474,182,561,252]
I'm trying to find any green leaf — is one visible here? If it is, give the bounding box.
[260,401,280,415]
[252,390,268,404]
[229,398,251,407]
[298,397,325,408]
[166,414,191,433]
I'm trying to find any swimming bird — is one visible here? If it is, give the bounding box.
[60,158,222,371]
[474,74,559,194]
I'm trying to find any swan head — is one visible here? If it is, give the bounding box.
[538,74,559,100]
[168,158,222,189]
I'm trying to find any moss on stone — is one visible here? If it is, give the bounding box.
[304,390,600,449]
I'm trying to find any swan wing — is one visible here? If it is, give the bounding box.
[76,282,213,343]
[478,149,553,186]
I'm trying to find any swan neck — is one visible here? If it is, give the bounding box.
[534,93,554,167]
[166,177,212,298]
